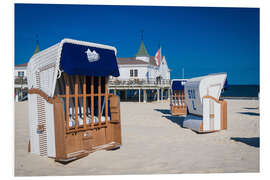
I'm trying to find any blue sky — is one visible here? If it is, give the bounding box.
[15,4,259,85]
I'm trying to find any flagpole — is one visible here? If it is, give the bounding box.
[182,68,184,79]
[159,41,162,64]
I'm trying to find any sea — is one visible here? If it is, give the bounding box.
[221,85,260,99]
[114,85,260,101]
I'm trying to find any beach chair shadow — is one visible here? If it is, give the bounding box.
[230,137,259,148]
[238,112,260,116]
[162,115,185,127]
[154,109,171,115]
[243,107,259,110]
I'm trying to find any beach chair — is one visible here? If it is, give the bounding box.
[27,38,122,162]
[183,73,227,133]
[170,79,187,115]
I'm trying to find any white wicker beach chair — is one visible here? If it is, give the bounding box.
[183,73,227,133]
[170,79,187,115]
[27,38,122,162]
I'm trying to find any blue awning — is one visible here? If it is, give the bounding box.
[171,80,186,90]
[60,42,120,77]
[224,78,228,90]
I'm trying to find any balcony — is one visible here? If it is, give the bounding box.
[14,76,27,85]
[109,78,171,89]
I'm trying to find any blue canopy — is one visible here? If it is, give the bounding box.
[60,42,120,77]
[171,80,186,90]
[224,78,228,90]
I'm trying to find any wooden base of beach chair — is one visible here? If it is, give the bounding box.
[53,95,122,163]
[170,105,187,116]
[55,140,121,163]
[55,141,121,163]
[54,121,122,163]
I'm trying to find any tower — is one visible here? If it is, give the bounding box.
[136,30,150,63]
[33,35,40,56]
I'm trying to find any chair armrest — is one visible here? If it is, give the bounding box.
[202,95,223,104]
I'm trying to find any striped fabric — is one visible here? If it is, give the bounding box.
[35,72,48,156]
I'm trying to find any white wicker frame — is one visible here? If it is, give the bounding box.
[183,73,227,132]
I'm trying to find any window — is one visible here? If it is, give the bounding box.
[134,69,138,77]
[130,69,138,77]
[130,69,133,77]
[18,71,24,77]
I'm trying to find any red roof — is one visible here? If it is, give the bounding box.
[15,63,28,67]
[117,56,161,66]
[117,57,148,65]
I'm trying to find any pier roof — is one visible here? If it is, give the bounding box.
[117,56,162,66]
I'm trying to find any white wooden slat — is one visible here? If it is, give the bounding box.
[203,98,210,131]
[28,94,40,155]
[214,102,221,130]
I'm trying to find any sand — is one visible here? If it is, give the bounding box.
[14,99,259,176]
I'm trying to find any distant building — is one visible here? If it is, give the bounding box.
[14,40,40,101]
[109,38,171,102]
[113,39,170,81]
[14,63,27,80]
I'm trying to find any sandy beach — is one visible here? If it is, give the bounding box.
[14,99,259,176]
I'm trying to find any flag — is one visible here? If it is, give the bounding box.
[155,48,161,66]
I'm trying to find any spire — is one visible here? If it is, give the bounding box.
[136,40,149,57]
[33,34,40,55]
[136,30,149,57]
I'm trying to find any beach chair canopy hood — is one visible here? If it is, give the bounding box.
[28,38,119,98]
[171,79,187,90]
[184,73,227,116]
[224,78,228,90]
[60,41,120,77]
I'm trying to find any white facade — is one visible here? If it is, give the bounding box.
[159,56,170,80]
[113,40,170,81]
[14,65,27,78]
[117,64,163,80]
[14,64,28,89]
[116,59,170,81]
[117,65,147,80]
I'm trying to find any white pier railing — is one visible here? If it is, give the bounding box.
[108,78,171,103]
[109,78,170,89]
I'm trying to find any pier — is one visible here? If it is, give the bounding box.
[109,78,171,103]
